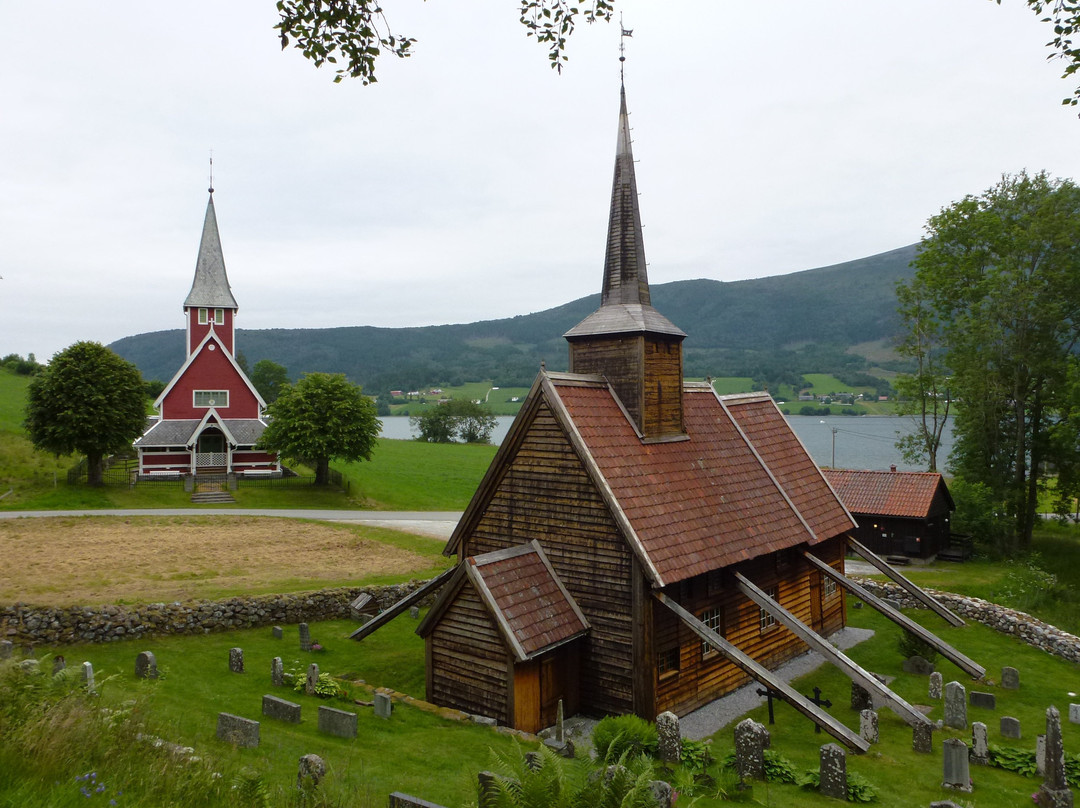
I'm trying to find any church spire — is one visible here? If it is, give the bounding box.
[184,189,238,311]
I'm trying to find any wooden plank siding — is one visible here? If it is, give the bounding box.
[655,536,846,716]
[569,337,646,435]
[426,586,510,722]
[462,400,637,717]
[641,336,685,437]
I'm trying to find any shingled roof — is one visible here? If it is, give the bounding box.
[822,469,953,520]
[184,191,238,310]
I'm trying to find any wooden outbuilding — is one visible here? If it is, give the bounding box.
[416,82,867,737]
[823,468,954,559]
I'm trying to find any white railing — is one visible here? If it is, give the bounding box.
[195,452,227,467]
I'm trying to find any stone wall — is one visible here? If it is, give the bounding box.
[855,579,1080,664]
[0,582,429,647]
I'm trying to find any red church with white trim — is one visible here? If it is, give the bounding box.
[134,188,280,477]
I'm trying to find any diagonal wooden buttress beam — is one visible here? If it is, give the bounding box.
[846,536,965,627]
[803,552,986,679]
[653,591,870,753]
[349,567,456,641]
[733,572,930,728]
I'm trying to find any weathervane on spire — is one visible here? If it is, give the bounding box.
[208,151,215,195]
[619,14,632,81]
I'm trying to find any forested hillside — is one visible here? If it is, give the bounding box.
[111,244,917,394]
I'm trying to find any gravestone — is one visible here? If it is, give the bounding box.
[388,794,450,808]
[929,802,964,808]
[216,713,260,747]
[229,647,244,674]
[306,663,319,696]
[374,691,393,719]
[1069,704,1080,725]
[859,709,879,744]
[1039,706,1074,808]
[1001,716,1022,739]
[20,659,39,673]
[971,722,989,765]
[81,661,95,692]
[902,655,935,675]
[299,622,312,651]
[913,721,933,753]
[0,640,12,659]
[1001,666,1020,690]
[944,681,967,729]
[819,743,847,800]
[649,780,675,808]
[135,651,158,679]
[53,655,66,674]
[297,754,326,791]
[409,606,420,619]
[318,705,358,738]
[555,699,565,744]
[263,694,302,723]
[350,592,374,620]
[271,657,284,687]
[656,711,681,763]
[850,680,873,712]
[272,626,283,640]
[734,718,769,781]
[1037,734,1047,776]
[929,672,943,700]
[942,738,972,792]
[969,691,996,710]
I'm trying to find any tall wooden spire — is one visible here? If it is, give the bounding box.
[183,188,239,357]
[564,82,686,441]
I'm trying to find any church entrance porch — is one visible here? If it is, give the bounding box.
[195,429,228,474]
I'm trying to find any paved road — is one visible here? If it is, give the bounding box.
[0,509,465,539]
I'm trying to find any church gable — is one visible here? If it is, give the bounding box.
[158,333,261,420]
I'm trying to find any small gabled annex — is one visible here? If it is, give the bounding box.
[134,188,279,477]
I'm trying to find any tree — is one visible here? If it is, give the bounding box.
[893,277,952,472]
[24,341,148,486]
[251,359,290,404]
[903,171,1080,551]
[411,399,498,444]
[274,0,1080,105]
[258,372,379,484]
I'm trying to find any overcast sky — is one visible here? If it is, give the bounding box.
[2,1,1078,362]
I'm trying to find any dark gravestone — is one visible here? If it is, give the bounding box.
[135,651,157,679]
[262,694,302,723]
[656,711,681,763]
[409,605,420,619]
[216,713,260,747]
[819,743,847,800]
[1001,716,1022,739]
[1001,666,1020,690]
[297,754,326,792]
[272,625,283,640]
[299,622,312,652]
[229,647,244,674]
[271,657,284,687]
[942,738,972,792]
[913,721,933,754]
[850,680,873,712]
[734,718,769,781]
[305,663,319,696]
[318,705,358,738]
[969,691,996,710]
[902,655,935,675]
[1038,706,1073,808]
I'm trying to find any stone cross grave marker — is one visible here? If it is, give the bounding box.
[1001,666,1020,690]
[755,686,783,724]
[216,713,260,748]
[806,687,832,734]
[944,681,967,729]
[971,722,989,765]
[942,738,972,792]
[656,711,681,763]
[734,719,769,781]
[305,663,319,696]
[271,657,284,687]
[819,743,847,800]
[1001,716,1022,739]
[860,709,879,744]
[229,647,244,674]
[929,671,943,700]
[135,651,157,679]
[1038,706,1074,808]
[299,622,312,652]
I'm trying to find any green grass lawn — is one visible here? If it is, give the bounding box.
[387,381,531,416]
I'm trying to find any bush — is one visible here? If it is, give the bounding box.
[591,714,659,762]
[990,552,1063,612]
[897,629,939,663]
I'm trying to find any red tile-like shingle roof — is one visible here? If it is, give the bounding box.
[822,469,951,520]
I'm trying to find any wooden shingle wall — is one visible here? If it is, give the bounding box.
[465,400,636,716]
[642,336,684,437]
[569,337,644,432]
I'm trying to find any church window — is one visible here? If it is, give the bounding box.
[699,607,723,656]
[823,575,838,599]
[198,308,208,324]
[194,390,229,408]
[759,587,778,633]
[214,308,225,325]
[656,647,679,677]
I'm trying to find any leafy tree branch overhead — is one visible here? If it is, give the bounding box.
[277,0,1080,105]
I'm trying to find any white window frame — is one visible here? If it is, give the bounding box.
[823,575,838,599]
[198,308,208,325]
[699,607,723,656]
[193,390,229,408]
[759,587,778,633]
[214,308,225,325]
